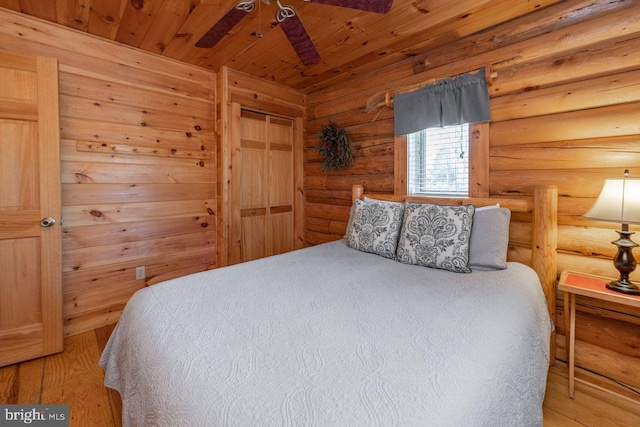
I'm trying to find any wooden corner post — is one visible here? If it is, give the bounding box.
[532,185,558,365]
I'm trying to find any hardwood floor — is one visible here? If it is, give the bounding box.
[543,362,640,427]
[1,326,639,426]
[0,325,121,427]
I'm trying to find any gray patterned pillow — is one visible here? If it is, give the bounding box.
[346,199,404,259]
[396,202,475,273]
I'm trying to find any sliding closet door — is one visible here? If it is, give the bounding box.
[268,117,294,256]
[230,108,294,264]
[238,110,268,262]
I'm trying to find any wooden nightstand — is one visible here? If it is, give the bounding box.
[558,270,640,398]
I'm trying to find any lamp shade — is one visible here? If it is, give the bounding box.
[584,178,640,225]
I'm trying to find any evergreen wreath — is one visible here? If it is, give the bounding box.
[314,119,354,171]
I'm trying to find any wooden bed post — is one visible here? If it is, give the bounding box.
[532,186,558,365]
[352,185,364,204]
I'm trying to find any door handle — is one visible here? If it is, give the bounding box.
[41,217,56,227]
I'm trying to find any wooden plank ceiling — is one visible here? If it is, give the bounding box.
[0,0,565,93]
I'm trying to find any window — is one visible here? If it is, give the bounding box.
[407,123,469,197]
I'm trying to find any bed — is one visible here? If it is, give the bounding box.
[100,185,558,426]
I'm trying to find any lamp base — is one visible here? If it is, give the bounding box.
[606,279,640,295]
[609,229,639,295]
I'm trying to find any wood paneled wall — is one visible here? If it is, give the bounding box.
[0,9,217,337]
[305,0,640,392]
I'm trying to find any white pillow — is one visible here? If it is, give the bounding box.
[475,203,500,211]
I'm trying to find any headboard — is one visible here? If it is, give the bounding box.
[351,184,559,361]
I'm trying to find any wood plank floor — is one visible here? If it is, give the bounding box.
[1,325,639,426]
[0,324,121,427]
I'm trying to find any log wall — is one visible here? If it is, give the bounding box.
[0,9,217,337]
[305,0,640,392]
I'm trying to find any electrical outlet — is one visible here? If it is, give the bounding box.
[136,266,145,280]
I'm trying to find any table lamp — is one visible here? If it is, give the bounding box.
[583,170,640,295]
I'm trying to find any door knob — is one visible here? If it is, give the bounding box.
[41,217,56,227]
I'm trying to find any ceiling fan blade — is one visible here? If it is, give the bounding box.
[195,6,251,48]
[306,0,393,14]
[278,11,321,66]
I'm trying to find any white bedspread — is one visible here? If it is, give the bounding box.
[100,240,551,427]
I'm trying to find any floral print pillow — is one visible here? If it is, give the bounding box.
[346,199,404,259]
[396,202,475,273]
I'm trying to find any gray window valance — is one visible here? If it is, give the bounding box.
[393,68,491,136]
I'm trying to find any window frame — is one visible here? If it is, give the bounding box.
[394,122,489,199]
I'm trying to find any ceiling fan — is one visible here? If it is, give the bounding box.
[195,0,394,66]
